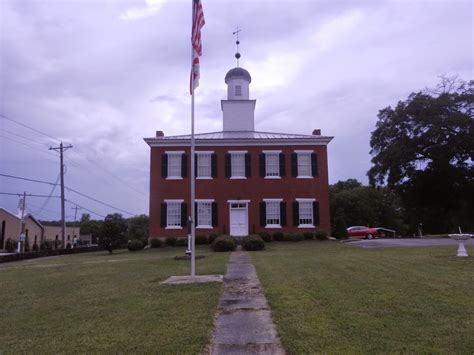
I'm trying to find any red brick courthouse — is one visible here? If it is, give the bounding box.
[145,66,333,239]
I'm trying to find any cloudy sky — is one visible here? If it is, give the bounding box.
[0,0,472,221]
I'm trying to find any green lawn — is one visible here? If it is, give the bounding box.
[0,247,228,353]
[250,241,474,354]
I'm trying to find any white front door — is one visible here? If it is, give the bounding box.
[229,202,248,236]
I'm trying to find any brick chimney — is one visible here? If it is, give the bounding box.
[312,129,321,136]
[156,131,164,137]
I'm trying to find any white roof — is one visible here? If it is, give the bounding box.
[145,130,333,147]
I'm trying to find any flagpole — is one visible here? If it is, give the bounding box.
[190,70,196,278]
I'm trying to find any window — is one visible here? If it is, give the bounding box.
[231,153,245,178]
[266,201,280,226]
[297,152,312,177]
[166,202,182,228]
[235,85,242,96]
[299,201,313,226]
[197,202,212,227]
[197,153,212,178]
[167,153,182,178]
[265,152,280,177]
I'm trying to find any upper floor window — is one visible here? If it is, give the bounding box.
[261,151,283,178]
[162,151,186,179]
[226,151,250,179]
[292,151,317,178]
[235,85,242,96]
[196,152,212,179]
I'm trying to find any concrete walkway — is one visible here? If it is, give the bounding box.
[209,249,284,355]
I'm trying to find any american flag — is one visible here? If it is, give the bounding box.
[190,0,205,94]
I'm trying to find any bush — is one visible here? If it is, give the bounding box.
[208,233,219,244]
[315,231,327,240]
[288,233,304,242]
[175,238,188,247]
[195,235,208,245]
[149,238,163,248]
[273,232,285,241]
[303,232,314,240]
[165,236,177,246]
[40,241,52,251]
[24,239,30,252]
[258,232,272,242]
[32,243,39,252]
[282,233,293,241]
[5,238,16,253]
[66,243,72,249]
[242,235,265,251]
[128,239,144,251]
[212,235,236,252]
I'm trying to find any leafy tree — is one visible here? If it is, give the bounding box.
[330,180,406,238]
[368,77,474,233]
[98,217,122,254]
[126,214,149,246]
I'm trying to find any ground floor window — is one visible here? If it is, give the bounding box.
[197,202,212,228]
[298,201,313,226]
[266,201,280,226]
[166,202,182,228]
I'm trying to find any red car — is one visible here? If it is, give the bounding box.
[346,226,379,239]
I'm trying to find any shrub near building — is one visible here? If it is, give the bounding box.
[212,235,236,252]
[242,235,265,251]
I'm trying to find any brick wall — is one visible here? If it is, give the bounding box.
[149,144,330,238]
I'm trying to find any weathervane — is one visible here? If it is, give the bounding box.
[233,27,242,67]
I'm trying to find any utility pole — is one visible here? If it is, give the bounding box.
[50,142,73,248]
[72,205,81,246]
[18,192,26,253]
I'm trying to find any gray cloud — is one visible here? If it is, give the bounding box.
[1,0,472,220]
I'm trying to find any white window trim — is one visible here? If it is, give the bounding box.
[294,150,313,153]
[195,151,214,154]
[228,150,248,154]
[265,176,281,180]
[264,200,281,228]
[296,199,315,228]
[195,199,215,202]
[166,151,184,179]
[296,151,312,178]
[196,152,212,179]
[297,176,312,179]
[230,152,246,179]
[230,176,247,180]
[164,200,183,229]
[196,200,213,229]
[196,177,212,180]
[227,200,250,203]
[262,150,282,154]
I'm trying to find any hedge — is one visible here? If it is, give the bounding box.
[0,246,101,264]
[212,235,236,252]
[242,235,265,251]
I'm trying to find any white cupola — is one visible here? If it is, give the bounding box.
[222,67,256,131]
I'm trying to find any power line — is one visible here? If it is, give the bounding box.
[0,173,58,186]
[1,173,139,216]
[0,114,61,143]
[0,135,59,159]
[65,186,135,216]
[0,192,61,198]
[65,199,106,218]
[2,129,51,148]
[33,173,61,216]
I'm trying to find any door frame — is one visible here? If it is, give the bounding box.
[228,200,250,237]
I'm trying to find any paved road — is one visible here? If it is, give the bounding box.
[348,238,474,249]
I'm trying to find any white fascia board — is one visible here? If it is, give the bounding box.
[263,198,283,202]
[145,137,333,147]
[262,150,282,154]
[165,150,185,154]
[164,199,184,203]
[295,198,316,202]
